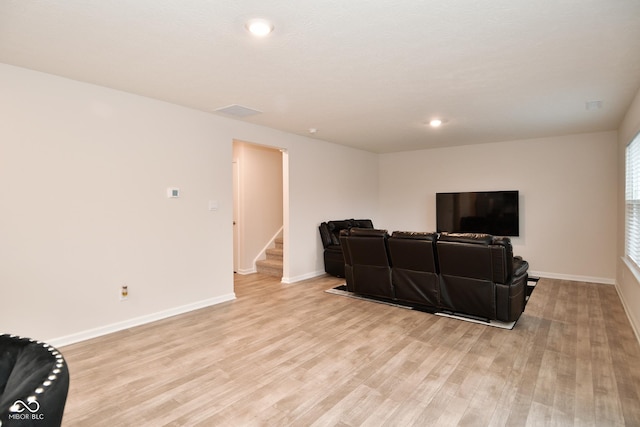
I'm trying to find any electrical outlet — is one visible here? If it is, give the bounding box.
[120,285,129,301]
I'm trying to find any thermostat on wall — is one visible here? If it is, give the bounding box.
[167,187,180,198]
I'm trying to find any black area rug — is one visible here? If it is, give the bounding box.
[326,277,539,330]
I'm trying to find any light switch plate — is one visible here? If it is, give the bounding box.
[167,187,180,198]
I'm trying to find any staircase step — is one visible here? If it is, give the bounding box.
[266,247,283,260]
[275,237,283,250]
[256,258,283,277]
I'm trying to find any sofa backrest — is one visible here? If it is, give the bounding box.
[347,228,391,267]
[388,231,440,306]
[437,233,514,283]
[388,231,438,273]
[318,219,374,248]
[437,233,494,280]
[342,228,393,299]
[436,233,498,318]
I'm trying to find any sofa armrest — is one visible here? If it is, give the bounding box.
[513,257,529,279]
[318,222,333,249]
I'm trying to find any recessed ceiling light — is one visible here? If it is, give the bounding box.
[429,119,443,127]
[245,19,274,37]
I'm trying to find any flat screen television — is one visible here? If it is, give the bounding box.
[436,190,519,236]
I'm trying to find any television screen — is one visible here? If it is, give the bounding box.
[436,190,519,236]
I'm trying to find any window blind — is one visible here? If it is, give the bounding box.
[626,132,640,270]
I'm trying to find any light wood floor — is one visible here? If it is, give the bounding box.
[60,274,640,426]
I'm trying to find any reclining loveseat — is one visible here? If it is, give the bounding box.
[340,228,529,322]
[318,219,374,277]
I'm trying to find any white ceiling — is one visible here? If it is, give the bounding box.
[1,0,639,153]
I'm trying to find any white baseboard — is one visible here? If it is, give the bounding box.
[531,270,615,285]
[238,267,324,283]
[282,270,326,284]
[50,293,236,348]
[235,268,257,275]
[614,283,640,345]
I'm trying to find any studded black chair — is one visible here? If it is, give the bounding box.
[0,334,69,427]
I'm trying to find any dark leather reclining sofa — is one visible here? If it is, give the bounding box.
[339,228,529,322]
[318,219,374,277]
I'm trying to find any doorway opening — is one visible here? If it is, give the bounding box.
[232,140,288,283]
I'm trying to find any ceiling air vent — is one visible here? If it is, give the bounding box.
[215,104,262,117]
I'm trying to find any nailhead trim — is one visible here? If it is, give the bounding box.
[1,334,67,420]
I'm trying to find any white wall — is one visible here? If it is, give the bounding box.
[379,132,618,284]
[0,64,236,345]
[286,136,380,280]
[617,87,640,340]
[0,64,380,344]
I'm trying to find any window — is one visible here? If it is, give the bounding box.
[626,132,640,270]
